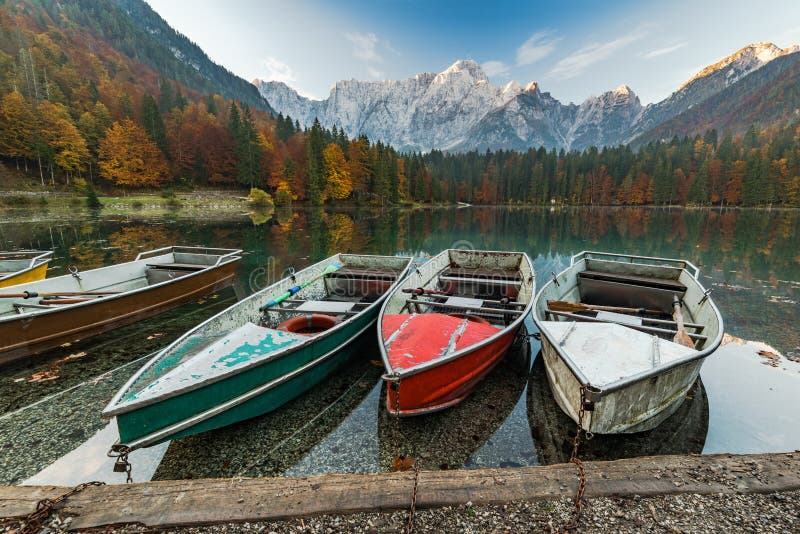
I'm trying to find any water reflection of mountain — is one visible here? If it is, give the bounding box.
[152,336,382,480]
[527,355,709,465]
[377,343,529,471]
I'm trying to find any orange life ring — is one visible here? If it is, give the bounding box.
[277,314,341,335]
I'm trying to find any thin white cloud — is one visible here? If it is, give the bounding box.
[549,27,650,80]
[481,60,510,77]
[516,30,561,66]
[384,39,402,57]
[260,56,296,84]
[643,42,687,59]
[345,32,382,63]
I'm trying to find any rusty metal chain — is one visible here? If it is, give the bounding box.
[407,459,420,534]
[108,445,133,483]
[388,375,420,534]
[562,384,589,532]
[0,481,105,534]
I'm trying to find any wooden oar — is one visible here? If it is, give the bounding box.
[40,297,96,305]
[547,300,663,316]
[0,290,120,299]
[259,262,342,312]
[672,296,696,349]
[401,287,452,296]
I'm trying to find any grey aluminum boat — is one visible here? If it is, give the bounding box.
[532,251,723,434]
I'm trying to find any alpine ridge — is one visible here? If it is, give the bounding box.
[256,43,800,153]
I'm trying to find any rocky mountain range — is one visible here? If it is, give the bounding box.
[255,42,799,153]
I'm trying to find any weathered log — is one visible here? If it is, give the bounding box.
[0,453,797,530]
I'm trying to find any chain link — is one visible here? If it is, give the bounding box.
[388,375,420,534]
[0,481,105,534]
[562,384,589,532]
[108,445,134,483]
[407,459,420,534]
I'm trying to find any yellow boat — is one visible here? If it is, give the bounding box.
[0,251,52,288]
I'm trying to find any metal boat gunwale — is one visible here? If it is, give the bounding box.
[0,250,52,284]
[378,249,535,380]
[532,250,724,401]
[121,318,377,450]
[104,253,414,416]
[0,246,241,323]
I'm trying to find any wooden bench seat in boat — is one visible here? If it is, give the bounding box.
[578,270,686,292]
[544,307,707,345]
[146,262,207,272]
[269,300,357,315]
[326,267,402,280]
[442,268,521,281]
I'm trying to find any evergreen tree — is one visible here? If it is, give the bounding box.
[306,118,326,205]
[141,94,168,154]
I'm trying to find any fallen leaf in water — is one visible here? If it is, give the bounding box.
[60,342,72,348]
[63,351,86,361]
[369,360,383,367]
[146,333,165,340]
[210,294,219,299]
[722,333,746,346]
[391,456,416,472]
[13,378,25,383]
[28,370,59,382]
[196,299,206,304]
[757,350,780,361]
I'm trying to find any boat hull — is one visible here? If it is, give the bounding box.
[0,261,49,288]
[385,328,518,416]
[115,305,378,447]
[0,261,238,366]
[540,316,707,434]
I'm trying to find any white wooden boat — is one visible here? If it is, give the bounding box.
[532,251,723,434]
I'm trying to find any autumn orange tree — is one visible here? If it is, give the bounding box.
[323,143,353,201]
[98,119,168,187]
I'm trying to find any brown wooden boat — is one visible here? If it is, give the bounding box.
[0,246,241,366]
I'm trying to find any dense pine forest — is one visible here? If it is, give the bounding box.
[1,0,799,207]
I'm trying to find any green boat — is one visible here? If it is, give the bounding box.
[103,253,413,452]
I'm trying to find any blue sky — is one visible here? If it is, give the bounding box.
[146,0,800,104]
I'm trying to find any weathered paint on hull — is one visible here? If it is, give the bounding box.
[385,328,518,416]
[116,309,377,446]
[0,262,49,288]
[540,336,704,434]
[0,262,237,366]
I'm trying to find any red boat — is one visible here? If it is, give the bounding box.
[378,249,535,415]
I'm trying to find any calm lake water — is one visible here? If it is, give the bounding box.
[0,206,798,485]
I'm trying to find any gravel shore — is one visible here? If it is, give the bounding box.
[38,490,799,533]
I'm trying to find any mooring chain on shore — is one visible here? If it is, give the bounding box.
[0,480,105,534]
[561,384,590,532]
[107,445,133,483]
[389,375,420,534]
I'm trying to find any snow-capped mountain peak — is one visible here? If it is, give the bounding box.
[614,84,632,95]
[680,42,796,89]
[524,81,540,93]
[433,59,488,84]
[256,42,800,153]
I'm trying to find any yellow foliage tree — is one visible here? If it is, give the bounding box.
[0,92,35,162]
[323,143,352,201]
[98,119,169,187]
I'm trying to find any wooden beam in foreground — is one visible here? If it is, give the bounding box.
[1,452,798,530]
